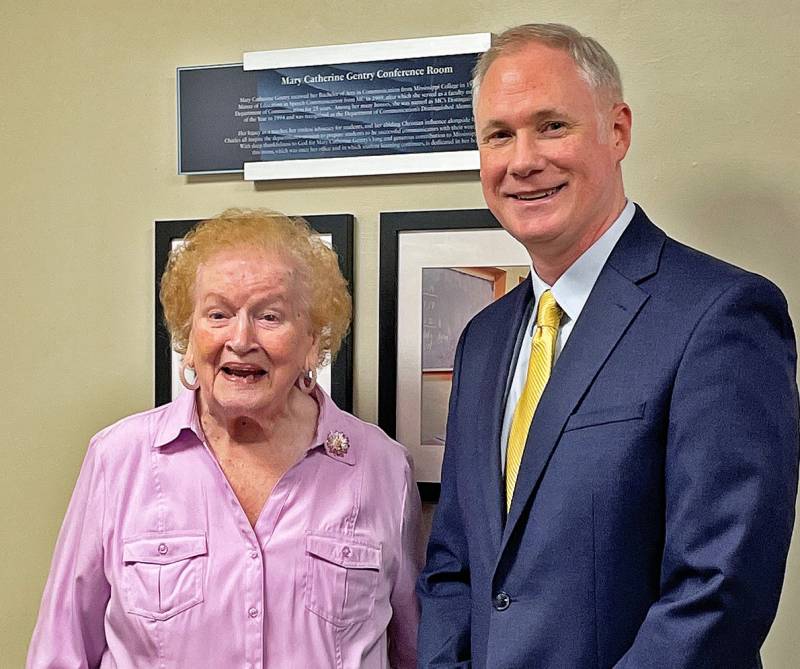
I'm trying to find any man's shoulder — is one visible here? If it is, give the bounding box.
[618,206,784,301]
[661,235,762,284]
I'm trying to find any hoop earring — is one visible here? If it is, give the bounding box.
[298,367,317,394]
[179,361,200,391]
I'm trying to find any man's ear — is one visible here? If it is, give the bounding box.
[611,102,632,161]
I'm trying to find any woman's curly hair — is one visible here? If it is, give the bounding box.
[159,208,351,368]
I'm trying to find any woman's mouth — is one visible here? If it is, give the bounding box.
[220,364,267,383]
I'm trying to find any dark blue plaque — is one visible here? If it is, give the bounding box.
[178,52,480,176]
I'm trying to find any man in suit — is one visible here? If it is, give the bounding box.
[417,23,799,668]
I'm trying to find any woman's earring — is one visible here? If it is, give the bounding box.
[298,367,317,394]
[179,360,200,391]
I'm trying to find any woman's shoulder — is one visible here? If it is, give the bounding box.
[323,401,412,470]
[88,395,194,460]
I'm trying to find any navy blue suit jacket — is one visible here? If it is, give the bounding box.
[417,206,799,668]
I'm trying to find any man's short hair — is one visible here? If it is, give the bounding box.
[472,23,623,106]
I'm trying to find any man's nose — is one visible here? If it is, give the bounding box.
[508,134,547,178]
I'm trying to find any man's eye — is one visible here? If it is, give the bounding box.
[260,313,279,322]
[209,311,226,320]
[542,121,567,134]
[483,130,511,144]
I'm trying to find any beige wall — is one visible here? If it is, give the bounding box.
[2,0,798,665]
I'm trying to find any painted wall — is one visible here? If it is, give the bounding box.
[2,1,798,665]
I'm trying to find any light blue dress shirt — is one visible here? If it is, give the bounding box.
[500,200,636,471]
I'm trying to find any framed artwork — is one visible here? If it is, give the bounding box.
[154,214,354,411]
[379,210,531,501]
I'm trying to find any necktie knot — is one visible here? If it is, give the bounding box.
[536,290,562,330]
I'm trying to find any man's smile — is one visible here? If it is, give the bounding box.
[508,183,567,201]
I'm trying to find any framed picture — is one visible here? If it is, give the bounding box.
[154,214,354,411]
[379,210,531,501]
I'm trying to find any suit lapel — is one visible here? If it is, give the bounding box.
[500,208,666,551]
[473,277,533,555]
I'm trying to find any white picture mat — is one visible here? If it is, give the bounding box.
[170,234,333,400]
[244,33,491,70]
[397,228,531,481]
[244,150,478,181]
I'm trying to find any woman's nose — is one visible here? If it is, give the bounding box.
[227,315,257,354]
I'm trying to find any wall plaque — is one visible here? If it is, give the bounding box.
[177,33,490,179]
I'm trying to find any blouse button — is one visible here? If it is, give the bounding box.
[249,550,259,559]
[341,546,351,558]
[248,607,259,618]
[157,543,168,555]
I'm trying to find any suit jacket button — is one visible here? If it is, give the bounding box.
[493,591,511,611]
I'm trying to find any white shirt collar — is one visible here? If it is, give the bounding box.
[529,200,636,328]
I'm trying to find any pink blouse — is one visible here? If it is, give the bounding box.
[28,388,422,668]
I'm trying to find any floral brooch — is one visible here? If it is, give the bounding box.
[325,431,350,457]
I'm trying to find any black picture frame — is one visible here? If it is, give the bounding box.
[379,209,504,502]
[154,214,354,412]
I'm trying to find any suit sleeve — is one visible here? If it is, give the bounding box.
[417,327,474,668]
[615,275,799,668]
[27,437,110,668]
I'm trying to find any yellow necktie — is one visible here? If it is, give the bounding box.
[506,290,562,511]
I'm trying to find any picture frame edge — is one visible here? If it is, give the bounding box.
[378,208,501,503]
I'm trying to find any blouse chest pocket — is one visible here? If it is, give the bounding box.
[304,533,382,627]
[122,531,207,621]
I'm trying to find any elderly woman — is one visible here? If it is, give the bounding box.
[28,209,421,668]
